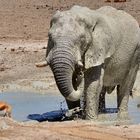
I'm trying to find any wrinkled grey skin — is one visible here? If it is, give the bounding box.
[46,5,140,120]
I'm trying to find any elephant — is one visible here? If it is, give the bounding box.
[45,5,140,120]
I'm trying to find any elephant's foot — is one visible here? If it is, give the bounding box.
[85,95,99,120]
[85,113,98,120]
[115,111,130,126]
[85,91,99,120]
[85,105,98,120]
[117,111,130,121]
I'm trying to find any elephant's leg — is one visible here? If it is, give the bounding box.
[117,64,139,119]
[85,81,102,119]
[98,86,106,113]
[117,44,140,119]
[117,85,120,109]
[117,85,129,112]
[117,86,129,119]
[85,66,104,120]
[66,99,80,110]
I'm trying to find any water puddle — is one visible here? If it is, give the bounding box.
[0,91,140,124]
[0,91,67,121]
[97,94,140,125]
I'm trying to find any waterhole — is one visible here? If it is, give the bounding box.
[0,91,67,121]
[0,91,140,124]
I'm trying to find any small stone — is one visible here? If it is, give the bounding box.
[115,123,120,126]
[24,25,27,27]
[11,48,15,52]
[123,126,128,128]
[42,46,47,49]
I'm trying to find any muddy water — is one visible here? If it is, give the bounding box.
[0,91,67,121]
[0,91,140,124]
[98,94,140,125]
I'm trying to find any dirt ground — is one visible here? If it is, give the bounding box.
[0,0,140,139]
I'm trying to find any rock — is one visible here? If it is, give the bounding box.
[11,48,15,52]
[42,46,47,49]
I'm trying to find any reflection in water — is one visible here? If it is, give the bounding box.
[0,92,140,124]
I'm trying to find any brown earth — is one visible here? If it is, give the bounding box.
[0,0,140,139]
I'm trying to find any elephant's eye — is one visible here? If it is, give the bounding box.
[48,33,55,42]
[48,33,55,49]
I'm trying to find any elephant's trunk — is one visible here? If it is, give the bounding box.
[50,45,84,101]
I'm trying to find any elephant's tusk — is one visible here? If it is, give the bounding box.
[35,61,48,67]
[77,60,83,68]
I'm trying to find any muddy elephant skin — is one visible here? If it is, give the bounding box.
[46,6,140,119]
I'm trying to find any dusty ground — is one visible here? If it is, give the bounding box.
[0,117,140,140]
[0,0,140,139]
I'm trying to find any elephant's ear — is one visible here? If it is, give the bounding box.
[85,20,114,69]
